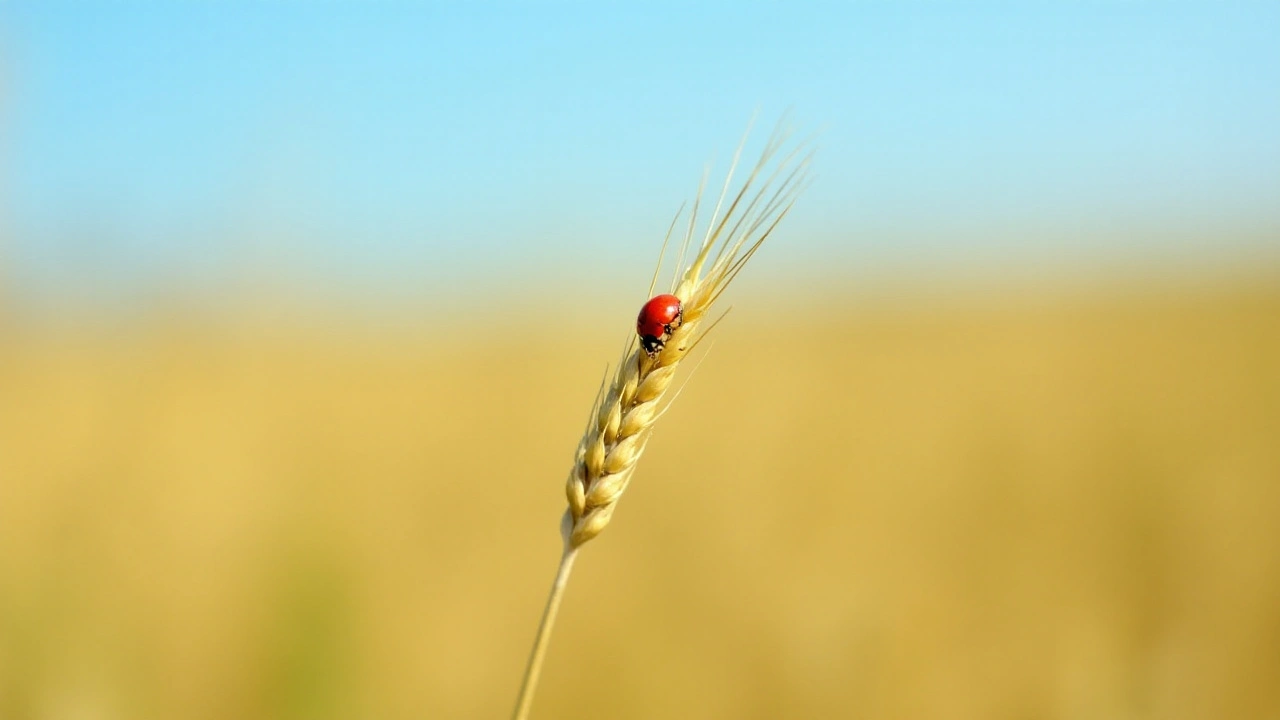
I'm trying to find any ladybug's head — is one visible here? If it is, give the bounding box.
[638,331,667,356]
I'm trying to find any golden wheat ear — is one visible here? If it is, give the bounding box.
[512,120,812,720]
[564,119,813,549]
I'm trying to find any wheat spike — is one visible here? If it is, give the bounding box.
[562,121,813,549]
[512,121,811,720]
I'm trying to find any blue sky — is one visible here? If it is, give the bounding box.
[3,3,1279,309]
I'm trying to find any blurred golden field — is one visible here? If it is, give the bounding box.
[1,273,1279,720]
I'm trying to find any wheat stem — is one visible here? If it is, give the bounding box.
[510,547,579,720]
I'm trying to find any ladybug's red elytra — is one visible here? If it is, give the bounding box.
[636,293,684,356]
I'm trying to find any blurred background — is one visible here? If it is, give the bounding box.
[2,3,1279,719]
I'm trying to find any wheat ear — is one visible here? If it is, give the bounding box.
[511,121,812,720]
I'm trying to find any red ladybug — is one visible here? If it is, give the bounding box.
[636,293,683,356]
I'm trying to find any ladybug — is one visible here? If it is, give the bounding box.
[636,293,683,356]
